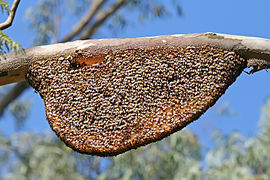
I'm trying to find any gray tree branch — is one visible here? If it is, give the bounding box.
[0,0,21,30]
[80,0,127,40]
[0,81,29,116]
[61,0,107,43]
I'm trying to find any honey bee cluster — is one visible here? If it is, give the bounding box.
[26,45,246,156]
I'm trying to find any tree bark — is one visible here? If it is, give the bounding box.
[1,32,270,86]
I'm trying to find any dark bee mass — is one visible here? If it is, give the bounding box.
[25,45,246,156]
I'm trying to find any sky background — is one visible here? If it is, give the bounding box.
[1,0,270,152]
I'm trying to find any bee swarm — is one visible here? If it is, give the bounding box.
[26,45,246,156]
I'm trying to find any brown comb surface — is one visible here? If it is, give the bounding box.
[26,45,246,156]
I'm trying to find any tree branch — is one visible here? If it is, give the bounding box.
[61,0,107,43]
[1,32,270,86]
[246,59,270,74]
[0,0,21,30]
[0,81,29,116]
[80,0,127,40]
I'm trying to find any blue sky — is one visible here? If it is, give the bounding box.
[1,0,270,148]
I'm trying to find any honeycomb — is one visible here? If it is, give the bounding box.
[26,45,246,156]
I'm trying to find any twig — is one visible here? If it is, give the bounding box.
[0,0,21,30]
[246,59,270,74]
[61,0,107,43]
[80,0,126,40]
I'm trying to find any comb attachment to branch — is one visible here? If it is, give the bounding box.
[26,45,246,156]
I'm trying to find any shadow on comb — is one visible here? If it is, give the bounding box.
[26,45,246,156]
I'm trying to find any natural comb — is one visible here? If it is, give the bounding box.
[25,44,246,156]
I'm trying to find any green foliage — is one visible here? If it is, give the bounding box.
[0,96,269,179]
[204,99,270,180]
[9,99,31,129]
[98,131,203,180]
[0,31,22,54]
[25,0,60,45]
[65,0,92,16]
[25,0,182,45]
[0,1,22,55]
[126,0,170,21]
[205,131,253,180]
[0,132,87,180]
[0,129,202,180]
[0,0,9,14]
[2,98,270,179]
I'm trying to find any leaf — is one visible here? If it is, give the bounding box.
[0,30,22,55]
[0,0,10,14]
